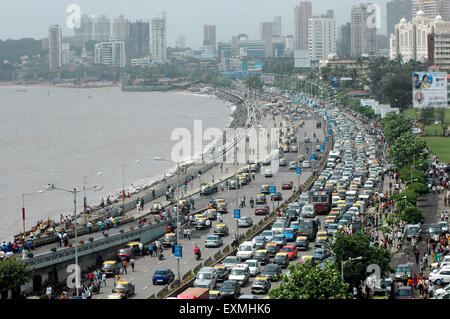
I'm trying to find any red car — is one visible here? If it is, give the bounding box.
[280,245,298,260]
[117,248,134,261]
[282,182,294,190]
[255,204,270,215]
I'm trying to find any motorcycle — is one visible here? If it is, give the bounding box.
[195,250,201,260]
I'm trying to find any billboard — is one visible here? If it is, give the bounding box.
[412,72,447,108]
[294,50,310,68]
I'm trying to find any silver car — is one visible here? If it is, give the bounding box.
[194,267,217,290]
[238,216,253,228]
[205,234,223,248]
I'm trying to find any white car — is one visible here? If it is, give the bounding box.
[411,127,422,134]
[302,160,311,168]
[271,221,285,234]
[229,264,250,286]
[432,257,450,270]
[435,284,450,298]
[264,169,273,178]
[428,266,450,284]
[244,259,262,276]
[236,241,256,261]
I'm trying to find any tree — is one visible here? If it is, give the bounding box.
[380,112,412,144]
[398,206,425,224]
[268,261,351,299]
[0,257,33,298]
[388,132,427,168]
[328,232,392,290]
[435,108,448,136]
[421,108,435,126]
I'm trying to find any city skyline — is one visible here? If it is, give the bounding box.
[0,0,392,48]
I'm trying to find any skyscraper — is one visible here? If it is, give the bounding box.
[176,33,186,49]
[351,3,377,56]
[203,25,217,54]
[151,13,167,63]
[308,15,336,60]
[273,16,282,36]
[94,15,111,42]
[112,15,129,41]
[387,0,412,37]
[412,0,450,21]
[74,15,95,46]
[128,20,150,59]
[294,1,312,50]
[337,23,352,57]
[48,25,62,71]
[260,22,273,40]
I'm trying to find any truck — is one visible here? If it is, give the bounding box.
[177,287,210,299]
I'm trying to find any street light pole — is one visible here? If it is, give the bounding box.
[21,190,44,239]
[122,160,141,211]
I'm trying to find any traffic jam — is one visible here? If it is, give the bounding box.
[175,102,385,299]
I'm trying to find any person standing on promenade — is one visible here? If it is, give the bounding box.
[130,258,135,272]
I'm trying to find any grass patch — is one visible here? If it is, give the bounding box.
[422,136,450,163]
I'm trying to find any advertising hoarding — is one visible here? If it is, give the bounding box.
[412,72,447,108]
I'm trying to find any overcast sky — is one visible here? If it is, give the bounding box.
[0,0,393,47]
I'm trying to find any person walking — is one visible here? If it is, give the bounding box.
[130,258,135,272]
[149,243,154,257]
[101,272,107,287]
[121,259,128,274]
[187,228,191,240]
[139,242,143,256]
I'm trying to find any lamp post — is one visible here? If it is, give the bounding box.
[341,256,363,280]
[21,190,44,239]
[83,172,103,226]
[154,156,181,283]
[122,160,141,211]
[44,183,102,297]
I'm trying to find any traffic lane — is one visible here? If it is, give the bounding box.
[93,164,316,299]
[238,214,331,298]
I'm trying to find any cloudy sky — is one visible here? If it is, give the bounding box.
[0,0,393,47]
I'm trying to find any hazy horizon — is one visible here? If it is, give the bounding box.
[0,0,392,48]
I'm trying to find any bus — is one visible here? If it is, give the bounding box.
[311,191,331,215]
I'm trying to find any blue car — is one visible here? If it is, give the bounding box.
[152,268,175,285]
[290,222,300,233]
[283,228,297,242]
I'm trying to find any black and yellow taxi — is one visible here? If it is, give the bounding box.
[237,175,248,185]
[255,194,267,205]
[229,178,240,189]
[265,242,279,257]
[101,261,120,277]
[126,241,144,256]
[195,217,209,230]
[162,233,177,247]
[254,249,270,265]
[214,264,230,282]
[251,276,271,294]
[112,280,135,299]
[206,209,217,220]
[214,223,229,237]
[209,290,223,299]
[216,201,227,213]
[274,252,290,268]
[242,172,251,183]
[260,184,270,194]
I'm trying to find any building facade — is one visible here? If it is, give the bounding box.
[48,25,62,70]
[308,15,336,60]
[412,0,450,21]
[428,32,450,72]
[151,13,167,63]
[387,0,413,38]
[203,25,217,54]
[337,23,352,57]
[112,15,129,41]
[128,21,150,60]
[294,1,312,50]
[390,10,450,61]
[273,16,282,37]
[94,39,126,68]
[351,3,377,56]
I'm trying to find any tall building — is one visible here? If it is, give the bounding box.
[48,25,62,70]
[112,15,129,41]
[387,0,412,38]
[203,25,217,54]
[61,43,75,66]
[273,16,282,36]
[325,10,334,18]
[337,23,352,57]
[285,35,294,54]
[260,22,273,40]
[412,0,450,21]
[94,39,127,68]
[151,13,167,63]
[74,15,95,46]
[390,11,450,61]
[176,33,186,48]
[94,15,111,42]
[128,20,150,60]
[294,1,312,50]
[308,15,336,60]
[351,3,377,56]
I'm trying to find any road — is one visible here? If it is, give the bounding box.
[92,103,326,299]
